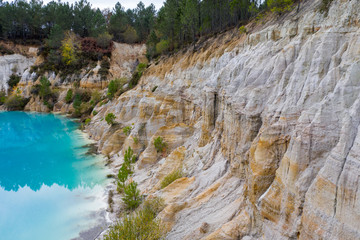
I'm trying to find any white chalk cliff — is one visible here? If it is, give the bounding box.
[87,0,360,239]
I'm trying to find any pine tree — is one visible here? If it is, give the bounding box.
[122,181,142,210]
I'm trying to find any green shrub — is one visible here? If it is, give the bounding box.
[7,74,21,89]
[85,118,91,125]
[0,91,6,105]
[156,40,170,55]
[103,198,165,240]
[129,63,147,88]
[267,0,294,14]
[122,181,142,210]
[96,32,113,48]
[124,146,137,164]
[90,90,102,105]
[239,26,247,34]
[39,76,52,100]
[99,57,111,80]
[319,0,334,14]
[160,168,183,189]
[117,163,131,192]
[30,84,41,95]
[117,147,137,192]
[105,112,116,125]
[132,136,139,144]
[142,197,165,216]
[154,136,167,153]
[92,110,98,116]
[107,79,121,100]
[123,126,132,136]
[65,89,73,103]
[73,93,82,109]
[4,95,29,110]
[123,26,139,43]
[43,100,53,110]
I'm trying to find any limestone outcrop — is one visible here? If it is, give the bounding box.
[0,54,35,92]
[87,0,360,239]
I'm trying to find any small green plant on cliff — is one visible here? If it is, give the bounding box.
[239,26,247,34]
[267,0,294,14]
[117,163,132,192]
[65,89,73,103]
[132,136,139,144]
[72,93,82,117]
[117,147,137,192]
[7,74,21,89]
[160,168,183,189]
[107,79,121,100]
[122,181,142,210]
[154,136,167,153]
[123,126,132,136]
[129,63,147,88]
[84,118,91,125]
[99,57,111,80]
[319,0,334,14]
[103,197,165,240]
[0,91,6,105]
[90,90,102,106]
[105,113,116,125]
[39,76,52,100]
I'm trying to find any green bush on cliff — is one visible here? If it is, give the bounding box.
[84,118,91,125]
[154,136,167,153]
[105,112,116,125]
[123,126,132,136]
[103,197,165,240]
[39,76,52,100]
[160,168,183,189]
[65,89,73,103]
[4,95,29,110]
[117,147,137,192]
[99,57,111,80]
[107,79,121,100]
[267,0,294,14]
[7,74,21,89]
[129,63,147,89]
[0,91,6,105]
[122,181,142,210]
[319,0,334,14]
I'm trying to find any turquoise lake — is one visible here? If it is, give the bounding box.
[0,111,110,240]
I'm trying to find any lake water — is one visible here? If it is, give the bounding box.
[0,111,110,240]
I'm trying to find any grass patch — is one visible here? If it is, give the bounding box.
[160,168,183,189]
[103,197,165,240]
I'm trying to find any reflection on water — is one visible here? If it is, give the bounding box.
[0,112,109,240]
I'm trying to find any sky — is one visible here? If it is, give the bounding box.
[41,0,165,10]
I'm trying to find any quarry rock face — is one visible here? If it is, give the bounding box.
[87,0,360,239]
[2,0,359,239]
[0,54,35,92]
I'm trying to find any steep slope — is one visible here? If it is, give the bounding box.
[88,0,360,239]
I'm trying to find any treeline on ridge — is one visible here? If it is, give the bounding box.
[0,0,303,60]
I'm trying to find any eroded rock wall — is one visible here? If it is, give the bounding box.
[87,0,360,239]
